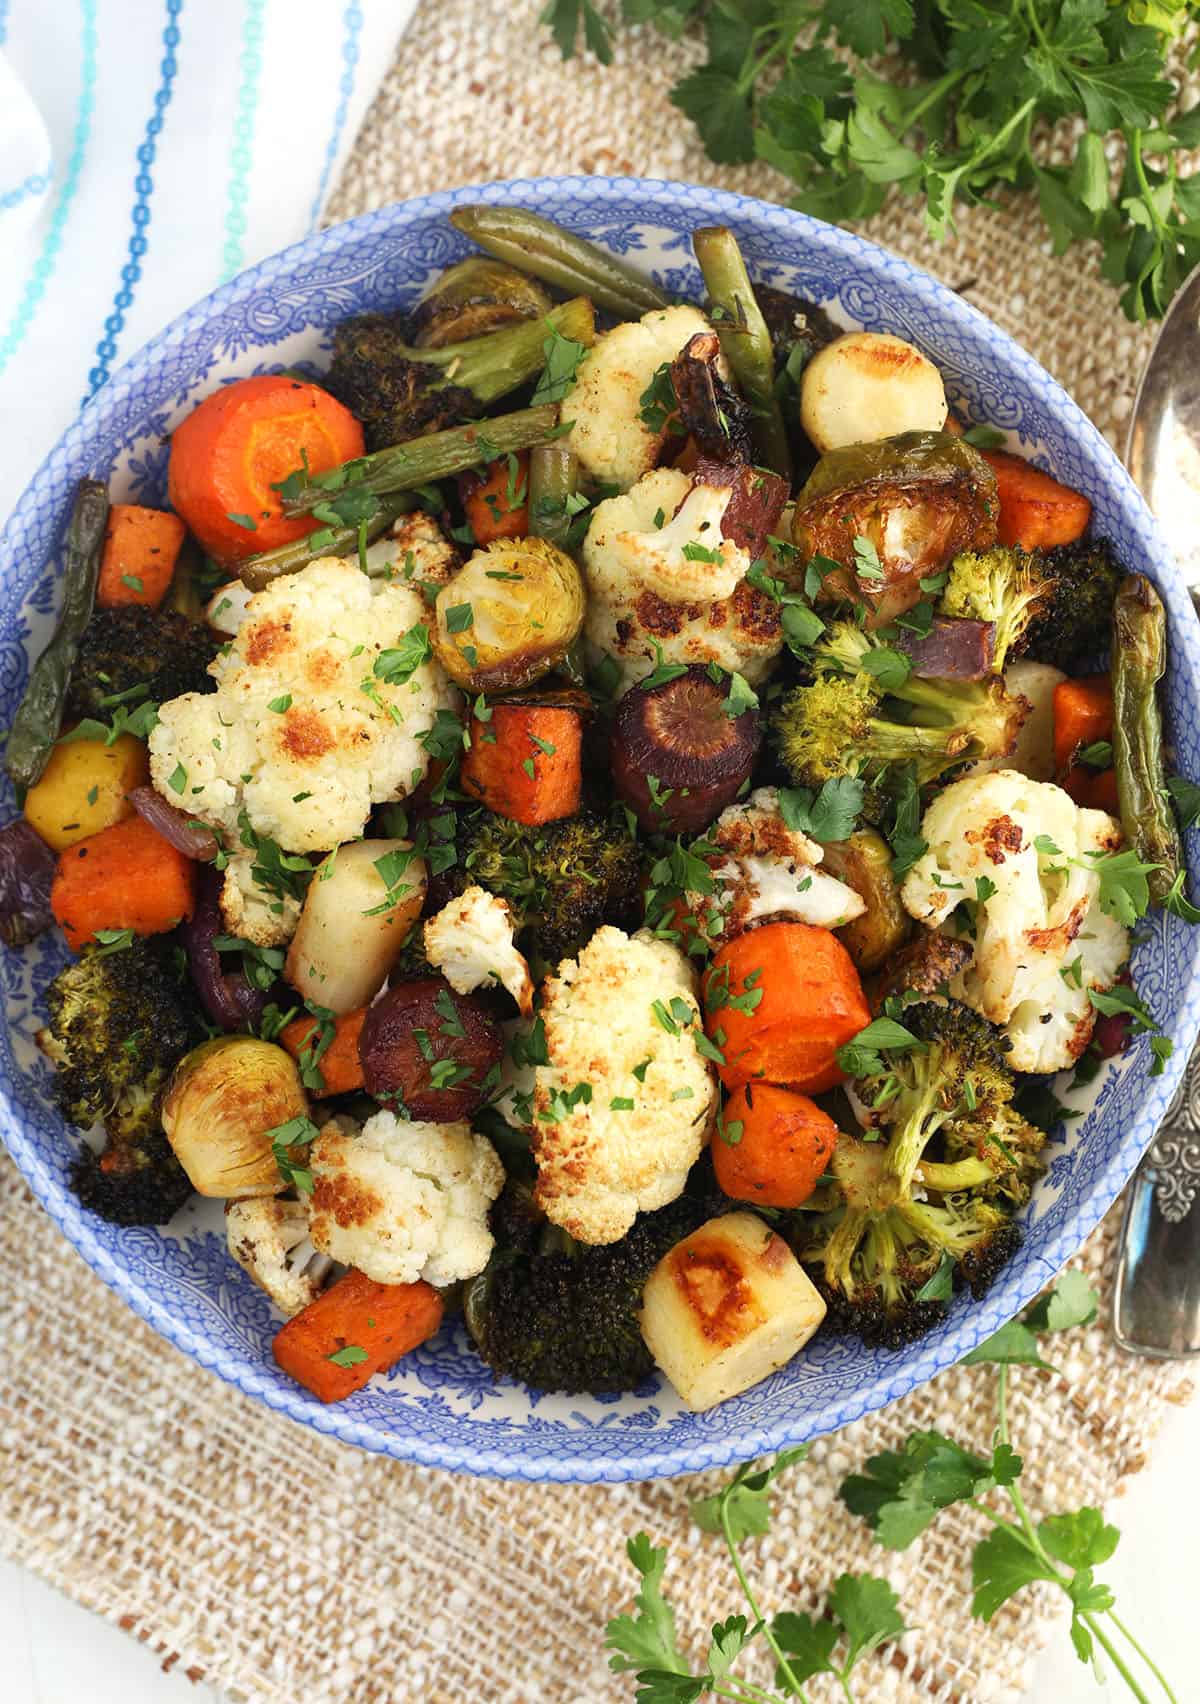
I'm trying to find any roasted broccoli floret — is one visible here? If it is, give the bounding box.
[69,1129,193,1227]
[940,546,1053,674]
[796,1135,1021,1347]
[453,809,643,969]
[775,622,1027,788]
[855,997,1015,1197]
[805,1200,1022,1349]
[325,313,477,450]
[789,998,1036,1344]
[325,304,587,453]
[1021,539,1121,671]
[42,939,202,1225]
[463,1175,727,1393]
[67,607,220,720]
[931,1103,1047,1207]
[776,676,962,788]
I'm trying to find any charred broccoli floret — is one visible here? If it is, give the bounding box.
[455,809,643,969]
[1021,539,1121,670]
[463,1175,727,1393]
[805,1211,1022,1349]
[325,313,477,450]
[940,546,1053,673]
[42,939,203,1225]
[67,607,219,719]
[69,1129,193,1227]
[775,622,1027,788]
[789,998,1036,1343]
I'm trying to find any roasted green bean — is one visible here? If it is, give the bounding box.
[409,294,595,402]
[449,205,668,320]
[692,225,791,481]
[239,494,415,592]
[1112,572,1182,905]
[280,403,563,517]
[6,479,109,790]
[527,442,580,549]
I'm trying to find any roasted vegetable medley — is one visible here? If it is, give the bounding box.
[5,210,1195,1412]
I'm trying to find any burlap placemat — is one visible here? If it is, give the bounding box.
[0,4,1194,1700]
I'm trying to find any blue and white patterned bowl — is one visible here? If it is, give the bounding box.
[2,177,1198,1483]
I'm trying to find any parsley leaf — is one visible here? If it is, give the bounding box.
[836,1016,922,1078]
[605,1534,690,1677]
[777,776,864,842]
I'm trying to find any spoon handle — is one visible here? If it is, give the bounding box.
[1113,1038,1200,1357]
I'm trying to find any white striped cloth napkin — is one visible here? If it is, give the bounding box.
[0,0,415,522]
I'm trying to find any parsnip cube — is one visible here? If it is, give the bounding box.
[639,1212,826,1411]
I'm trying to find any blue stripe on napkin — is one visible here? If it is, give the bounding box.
[308,1,364,232]
[0,0,98,380]
[220,0,265,283]
[85,0,185,401]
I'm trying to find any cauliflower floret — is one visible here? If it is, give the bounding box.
[308,1110,503,1287]
[900,770,1130,1071]
[150,556,456,854]
[362,511,460,591]
[532,925,718,1244]
[700,786,866,938]
[622,481,751,603]
[584,468,782,694]
[225,1196,332,1317]
[567,304,716,491]
[423,885,534,1016]
[219,849,302,947]
[206,579,255,637]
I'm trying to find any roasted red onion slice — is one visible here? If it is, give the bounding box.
[0,819,56,948]
[896,616,996,679]
[182,868,271,1031]
[129,786,219,860]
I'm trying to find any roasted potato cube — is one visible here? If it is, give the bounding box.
[639,1211,826,1411]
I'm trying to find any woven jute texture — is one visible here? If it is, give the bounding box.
[0,4,1194,1701]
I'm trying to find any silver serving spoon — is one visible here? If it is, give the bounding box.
[1113,263,1200,1358]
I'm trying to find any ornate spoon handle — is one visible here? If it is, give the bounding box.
[1113,1039,1200,1358]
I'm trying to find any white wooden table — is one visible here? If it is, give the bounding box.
[3,1400,1196,1703]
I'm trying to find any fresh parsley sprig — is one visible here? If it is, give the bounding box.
[546,0,1200,323]
[607,1449,906,1703]
[841,1271,1179,1702]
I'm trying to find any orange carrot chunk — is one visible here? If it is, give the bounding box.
[272,1268,444,1404]
[712,1083,838,1208]
[50,814,197,951]
[280,1008,367,1096]
[1053,675,1113,776]
[460,703,582,825]
[459,452,530,545]
[97,505,187,608]
[980,448,1092,551]
[168,374,365,564]
[704,921,870,1093]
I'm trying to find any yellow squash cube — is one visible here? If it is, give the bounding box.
[23,734,149,851]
